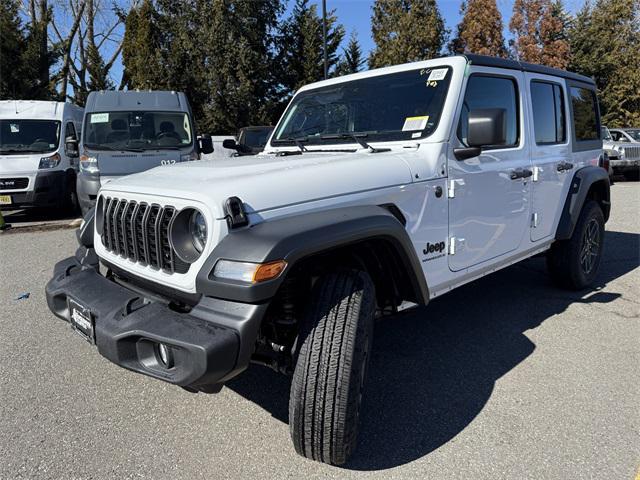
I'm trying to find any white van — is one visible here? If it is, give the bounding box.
[0,100,84,211]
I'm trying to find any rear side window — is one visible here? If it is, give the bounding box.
[570,87,598,141]
[531,81,566,144]
[458,75,519,148]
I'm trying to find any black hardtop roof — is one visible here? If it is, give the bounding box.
[461,54,595,86]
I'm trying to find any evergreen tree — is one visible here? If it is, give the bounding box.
[121,0,163,89]
[509,0,570,69]
[0,0,26,98]
[336,31,365,75]
[201,0,285,133]
[569,0,640,126]
[277,0,345,93]
[449,0,507,57]
[369,0,446,68]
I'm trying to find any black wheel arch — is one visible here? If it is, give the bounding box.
[195,205,430,305]
[556,166,610,241]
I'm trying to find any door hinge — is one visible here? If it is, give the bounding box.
[449,237,464,255]
[448,180,456,198]
[531,212,539,228]
[532,166,540,182]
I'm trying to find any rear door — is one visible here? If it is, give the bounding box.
[525,74,572,241]
[448,69,532,272]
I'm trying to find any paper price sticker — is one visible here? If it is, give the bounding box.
[90,113,109,123]
[402,115,429,132]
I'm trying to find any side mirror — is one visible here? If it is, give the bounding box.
[197,134,214,155]
[222,139,238,150]
[454,108,507,161]
[65,136,79,158]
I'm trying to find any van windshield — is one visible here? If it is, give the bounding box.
[84,111,193,151]
[272,67,452,147]
[0,119,60,154]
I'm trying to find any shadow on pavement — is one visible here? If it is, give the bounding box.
[1,207,79,225]
[226,230,639,470]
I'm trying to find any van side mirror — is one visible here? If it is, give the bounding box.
[65,136,79,158]
[454,108,507,161]
[197,134,214,155]
[222,139,238,150]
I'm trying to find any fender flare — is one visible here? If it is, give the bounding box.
[196,205,429,304]
[556,166,610,241]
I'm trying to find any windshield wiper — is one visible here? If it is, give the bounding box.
[320,133,390,153]
[273,136,308,152]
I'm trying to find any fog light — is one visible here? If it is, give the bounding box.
[157,343,174,368]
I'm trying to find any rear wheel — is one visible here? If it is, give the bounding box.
[547,200,605,290]
[289,270,375,465]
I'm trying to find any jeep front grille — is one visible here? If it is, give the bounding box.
[101,197,189,274]
[622,146,640,161]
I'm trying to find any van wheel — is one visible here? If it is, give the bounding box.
[289,270,375,465]
[547,200,605,290]
[56,175,79,215]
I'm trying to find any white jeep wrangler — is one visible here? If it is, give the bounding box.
[46,54,610,465]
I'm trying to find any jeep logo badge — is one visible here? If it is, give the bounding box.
[423,241,446,255]
[0,180,15,187]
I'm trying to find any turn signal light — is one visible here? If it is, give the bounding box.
[253,260,287,283]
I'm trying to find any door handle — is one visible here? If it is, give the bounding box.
[510,168,533,180]
[557,161,574,172]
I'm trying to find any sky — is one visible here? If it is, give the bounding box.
[105,0,587,86]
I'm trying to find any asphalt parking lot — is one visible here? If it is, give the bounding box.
[1,183,638,480]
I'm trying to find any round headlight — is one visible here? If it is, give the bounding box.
[189,210,207,252]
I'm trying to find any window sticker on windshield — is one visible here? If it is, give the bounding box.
[427,69,447,82]
[402,115,429,132]
[90,113,109,123]
[10,123,19,133]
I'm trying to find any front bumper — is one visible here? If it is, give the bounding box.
[45,254,268,390]
[76,173,101,213]
[610,158,639,171]
[0,170,68,209]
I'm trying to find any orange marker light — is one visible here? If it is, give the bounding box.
[253,260,287,283]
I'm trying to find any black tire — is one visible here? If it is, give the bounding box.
[547,200,605,290]
[289,270,375,465]
[56,174,79,216]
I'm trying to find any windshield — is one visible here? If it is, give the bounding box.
[84,111,193,151]
[601,126,612,141]
[272,66,452,147]
[0,119,60,154]
[624,129,640,141]
[240,127,273,149]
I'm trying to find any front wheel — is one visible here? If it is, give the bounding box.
[547,200,605,290]
[289,270,375,465]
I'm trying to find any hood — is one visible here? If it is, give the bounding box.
[0,152,48,174]
[100,149,416,218]
[91,149,189,176]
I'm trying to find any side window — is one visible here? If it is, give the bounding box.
[65,122,77,141]
[531,81,566,144]
[458,75,519,148]
[570,87,598,141]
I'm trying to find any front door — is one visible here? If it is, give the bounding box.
[526,74,573,241]
[448,70,532,272]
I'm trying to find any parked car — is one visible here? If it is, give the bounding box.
[223,126,274,156]
[0,100,83,211]
[77,90,213,215]
[46,54,610,465]
[601,125,639,179]
[609,127,640,143]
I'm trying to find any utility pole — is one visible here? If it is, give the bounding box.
[322,0,328,79]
